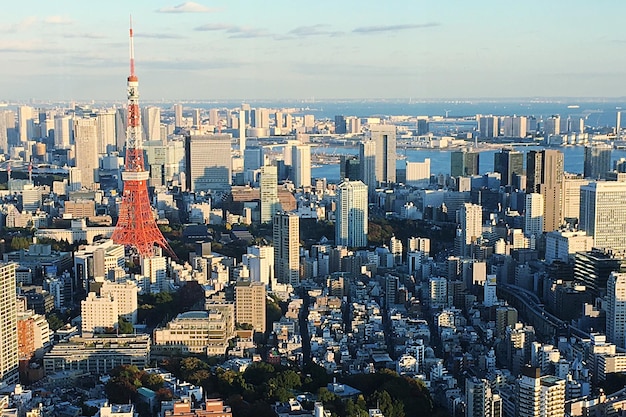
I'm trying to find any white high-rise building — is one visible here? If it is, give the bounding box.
[0,110,13,154]
[560,175,589,223]
[260,165,280,223]
[371,124,396,184]
[335,180,368,248]
[18,106,34,143]
[235,280,266,333]
[141,256,168,293]
[483,275,498,308]
[458,203,482,257]
[142,106,161,142]
[174,103,183,128]
[525,193,544,238]
[359,140,377,196]
[607,272,626,348]
[243,245,274,287]
[81,292,119,335]
[54,115,72,149]
[74,118,99,189]
[100,280,139,325]
[544,230,593,264]
[273,212,300,286]
[96,109,117,154]
[186,134,232,193]
[580,181,626,252]
[517,367,565,417]
[405,159,430,187]
[0,263,18,385]
[292,144,311,188]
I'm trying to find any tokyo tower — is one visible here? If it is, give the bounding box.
[112,21,176,259]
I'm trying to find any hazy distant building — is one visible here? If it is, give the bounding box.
[560,175,590,224]
[451,149,479,178]
[584,144,612,180]
[502,115,527,138]
[335,180,368,248]
[405,159,431,187]
[244,146,264,172]
[334,115,347,134]
[95,109,117,154]
[273,212,300,286]
[54,115,72,149]
[544,115,561,136]
[185,134,232,193]
[478,115,499,138]
[371,124,396,184]
[174,104,183,128]
[142,106,161,142]
[74,118,99,189]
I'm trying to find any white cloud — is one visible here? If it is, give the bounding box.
[157,2,219,13]
[43,16,74,25]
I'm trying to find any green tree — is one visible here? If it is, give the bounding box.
[118,316,134,334]
[140,373,164,391]
[371,390,394,417]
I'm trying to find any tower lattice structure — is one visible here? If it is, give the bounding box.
[112,22,176,259]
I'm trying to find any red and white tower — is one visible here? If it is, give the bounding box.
[112,21,176,259]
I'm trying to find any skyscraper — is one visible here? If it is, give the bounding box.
[458,203,482,257]
[235,280,266,333]
[544,115,561,136]
[0,263,18,385]
[273,212,300,286]
[244,146,264,172]
[502,115,527,138]
[95,109,117,154]
[260,165,280,223]
[580,181,626,252]
[371,124,396,184]
[185,134,232,193]
[607,271,626,348]
[560,175,589,223]
[54,115,72,149]
[494,148,524,187]
[526,149,564,232]
[478,115,499,138]
[335,180,368,248]
[173,103,183,128]
[405,159,431,187]
[584,144,612,180]
[291,144,311,188]
[74,118,99,189]
[18,106,34,144]
[334,115,347,134]
[451,148,479,178]
[359,140,377,196]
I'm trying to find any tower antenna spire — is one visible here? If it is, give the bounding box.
[129,15,135,78]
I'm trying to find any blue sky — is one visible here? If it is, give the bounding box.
[1,0,626,101]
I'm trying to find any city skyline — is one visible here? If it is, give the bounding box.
[3,0,626,101]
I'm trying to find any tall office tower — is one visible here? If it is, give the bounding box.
[0,111,10,154]
[235,280,266,333]
[273,212,300,286]
[451,148,479,178]
[54,115,72,149]
[567,116,585,133]
[291,144,311,188]
[371,124,396,184]
[478,115,499,138]
[173,103,183,128]
[239,111,246,154]
[494,148,524,187]
[617,110,622,137]
[73,118,99,189]
[502,115,528,138]
[0,263,18,385]
[465,377,502,417]
[607,272,626,348]
[544,115,561,136]
[192,109,201,129]
[573,249,626,298]
[284,113,292,132]
[580,181,626,252]
[112,23,176,259]
[405,159,431,187]
[526,149,564,232]
[525,193,544,237]
[334,115,347,134]
[18,106,34,143]
[458,203,482,257]
[560,175,589,223]
[359,139,377,196]
[141,106,161,142]
[274,111,284,129]
[260,165,280,223]
[209,108,219,126]
[517,367,565,417]
[251,108,270,128]
[96,109,117,154]
[185,134,232,193]
[346,116,361,134]
[335,180,368,248]
[240,103,251,126]
[244,146,264,172]
[340,155,360,181]
[584,144,612,180]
